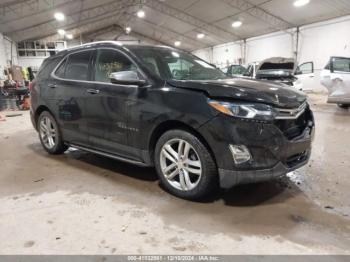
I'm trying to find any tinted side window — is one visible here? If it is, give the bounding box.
[94,49,137,83]
[65,51,93,81]
[142,57,160,77]
[55,58,67,78]
[168,58,194,80]
[37,56,63,80]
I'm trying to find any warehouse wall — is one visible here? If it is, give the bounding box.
[0,33,18,67]
[0,33,19,79]
[298,16,350,68]
[246,31,294,63]
[0,33,6,79]
[193,15,350,92]
[17,57,45,70]
[193,31,295,69]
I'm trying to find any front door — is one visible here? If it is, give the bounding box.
[85,48,141,159]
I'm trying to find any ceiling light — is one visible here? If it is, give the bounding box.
[197,33,205,39]
[293,0,310,7]
[232,21,242,28]
[174,41,181,47]
[57,29,66,35]
[54,12,65,21]
[66,34,73,39]
[125,26,132,34]
[137,10,145,18]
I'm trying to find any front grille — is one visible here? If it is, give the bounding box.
[274,105,312,140]
[275,102,307,120]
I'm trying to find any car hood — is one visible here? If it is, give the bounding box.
[166,78,306,109]
[256,57,296,72]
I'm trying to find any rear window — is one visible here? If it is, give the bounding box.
[36,56,63,79]
[65,50,93,81]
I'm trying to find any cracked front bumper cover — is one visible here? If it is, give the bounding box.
[218,150,310,188]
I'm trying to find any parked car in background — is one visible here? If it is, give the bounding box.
[242,57,303,91]
[226,64,247,77]
[321,56,350,108]
[30,42,314,200]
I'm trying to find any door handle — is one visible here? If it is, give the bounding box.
[48,83,57,88]
[86,89,100,94]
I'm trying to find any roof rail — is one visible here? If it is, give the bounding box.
[64,41,123,51]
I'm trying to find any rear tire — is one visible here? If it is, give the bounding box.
[155,129,218,200]
[38,111,68,154]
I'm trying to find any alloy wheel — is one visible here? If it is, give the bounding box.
[39,116,56,149]
[160,139,202,191]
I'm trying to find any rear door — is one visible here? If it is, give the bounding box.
[51,49,95,145]
[326,57,350,104]
[295,61,314,91]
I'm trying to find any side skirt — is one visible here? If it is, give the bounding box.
[67,143,151,167]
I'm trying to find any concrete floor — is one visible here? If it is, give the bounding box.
[0,93,349,255]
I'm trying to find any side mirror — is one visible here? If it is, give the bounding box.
[109,71,146,86]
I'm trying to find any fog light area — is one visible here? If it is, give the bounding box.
[229,145,252,164]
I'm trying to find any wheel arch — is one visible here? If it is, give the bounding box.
[148,120,217,167]
[34,105,54,130]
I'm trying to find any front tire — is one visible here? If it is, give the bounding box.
[155,130,218,200]
[38,111,68,154]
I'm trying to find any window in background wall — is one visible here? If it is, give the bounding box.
[17,41,67,57]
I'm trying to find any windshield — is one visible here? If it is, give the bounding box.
[129,46,228,80]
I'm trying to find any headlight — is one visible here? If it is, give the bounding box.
[208,99,277,121]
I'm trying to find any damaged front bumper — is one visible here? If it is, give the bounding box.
[198,106,315,188]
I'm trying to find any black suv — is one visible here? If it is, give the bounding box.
[30,41,314,199]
